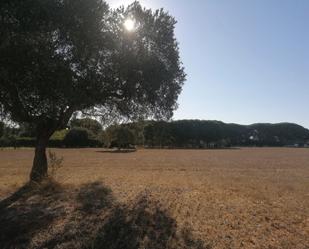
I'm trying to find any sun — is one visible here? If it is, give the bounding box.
[124,18,135,31]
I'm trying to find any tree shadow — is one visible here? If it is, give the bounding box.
[39,181,115,249]
[91,195,210,249]
[0,179,66,249]
[95,149,137,154]
[0,181,211,249]
[76,181,113,213]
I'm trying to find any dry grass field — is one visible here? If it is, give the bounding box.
[0,148,308,249]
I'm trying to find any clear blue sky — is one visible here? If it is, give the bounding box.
[109,0,309,128]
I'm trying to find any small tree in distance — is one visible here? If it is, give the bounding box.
[0,0,185,181]
[105,125,135,150]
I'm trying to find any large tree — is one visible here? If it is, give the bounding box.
[0,0,185,181]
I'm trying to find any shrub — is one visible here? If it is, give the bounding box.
[16,137,35,147]
[0,121,4,137]
[0,136,15,147]
[105,126,135,149]
[64,128,89,147]
[50,129,69,140]
[70,118,102,136]
[48,150,64,177]
[48,139,64,148]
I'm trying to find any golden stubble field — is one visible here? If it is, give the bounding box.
[0,148,308,249]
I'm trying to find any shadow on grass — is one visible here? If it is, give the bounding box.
[90,195,210,249]
[95,149,137,154]
[145,147,241,150]
[0,180,211,249]
[0,179,66,249]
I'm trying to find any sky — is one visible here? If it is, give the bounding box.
[108,0,309,128]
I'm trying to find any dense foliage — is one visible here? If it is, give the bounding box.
[104,125,135,149]
[1,119,308,149]
[140,120,309,148]
[70,118,102,137]
[63,128,100,147]
[0,121,3,137]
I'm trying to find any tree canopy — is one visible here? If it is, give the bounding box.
[131,120,309,148]
[0,0,185,180]
[105,125,135,149]
[70,118,102,136]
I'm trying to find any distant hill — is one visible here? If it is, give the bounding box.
[129,120,309,148]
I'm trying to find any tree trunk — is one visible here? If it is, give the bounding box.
[29,109,74,182]
[30,133,50,182]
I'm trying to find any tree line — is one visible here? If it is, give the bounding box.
[1,119,309,149]
[141,120,309,148]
